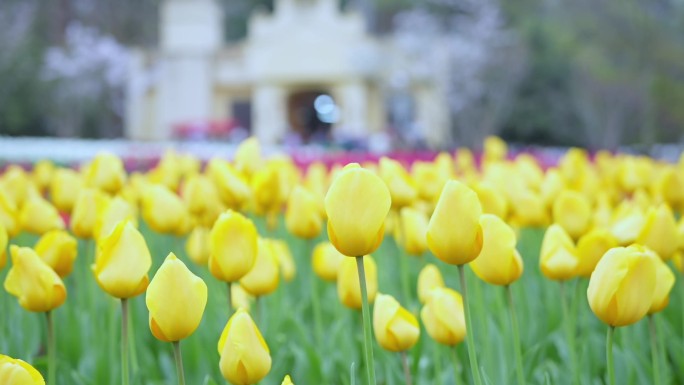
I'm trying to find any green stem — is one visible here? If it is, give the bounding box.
[606,326,615,385]
[46,311,56,385]
[227,282,232,312]
[449,346,461,385]
[506,285,525,385]
[648,315,661,385]
[400,351,412,385]
[122,299,130,385]
[397,240,412,307]
[433,344,444,385]
[309,240,323,345]
[559,281,578,385]
[458,264,483,385]
[172,341,186,385]
[356,256,377,385]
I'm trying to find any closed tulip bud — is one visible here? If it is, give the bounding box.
[186,226,210,266]
[209,211,258,282]
[540,169,565,207]
[32,160,54,192]
[85,152,126,194]
[636,204,678,260]
[0,166,30,208]
[617,156,652,192]
[587,245,657,327]
[483,136,507,163]
[146,253,208,341]
[0,354,45,385]
[281,375,294,385]
[207,159,252,209]
[471,214,523,286]
[473,182,508,219]
[71,188,107,239]
[672,252,684,273]
[552,190,592,240]
[373,293,420,352]
[540,224,579,280]
[4,246,66,312]
[420,287,466,346]
[285,186,323,239]
[251,165,282,215]
[379,157,418,208]
[35,230,78,277]
[304,162,329,204]
[231,283,253,311]
[141,184,191,235]
[272,240,296,282]
[234,137,262,178]
[609,202,646,245]
[427,181,483,265]
[325,164,391,257]
[94,196,137,240]
[182,175,222,221]
[338,255,378,309]
[411,161,447,202]
[417,264,445,304]
[19,196,64,235]
[240,239,280,297]
[649,256,675,314]
[0,225,6,270]
[575,229,618,277]
[312,241,345,282]
[0,189,19,237]
[397,207,429,256]
[49,168,83,213]
[93,220,151,299]
[218,308,271,385]
[508,188,550,227]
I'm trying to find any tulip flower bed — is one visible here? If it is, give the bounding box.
[1,136,684,385]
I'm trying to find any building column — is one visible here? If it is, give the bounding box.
[333,81,368,139]
[415,84,450,148]
[252,84,288,144]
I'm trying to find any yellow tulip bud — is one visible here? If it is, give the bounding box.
[34,230,78,277]
[609,202,646,245]
[146,253,208,342]
[636,204,678,261]
[231,283,253,311]
[379,157,418,208]
[281,375,295,385]
[240,239,280,297]
[653,168,684,207]
[50,168,83,213]
[94,196,137,240]
[4,245,67,312]
[207,159,252,209]
[70,188,107,239]
[251,165,281,215]
[0,354,45,385]
[304,162,329,203]
[540,224,579,280]
[617,156,652,193]
[272,240,296,282]
[473,182,508,219]
[672,251,684,274]
[540,169,565,207]
[483,136,507,163]
[32,160,54,192]
[85,152,126,194]
[325,164,391,257]
[420,287,466,346]
[411,161,447,202]
[141,184,191,235]
[373,293,420,352]
[209,211,258,282]
[0,224,6,270]
[0,166,30,208]
[587,245,657,327]
[0,188,19,237]
[186,226,210,266]
[18,195,64,235]
[337,255,378,309]
[427,181,483,265]
[417,264,445,304]
[312,241,345,282]
[471,214,523,286]
[575,229,618,278]
[181,175,222,223]
[397,207,429,256]
[552,190,591,240]
[285,186,323,239]
[218,308,271,385]
[234,137,262,178]
[508,188,550,227]
[93,220,151,299]
[649,256,675,314]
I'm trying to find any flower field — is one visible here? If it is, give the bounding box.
[1,136,684,385]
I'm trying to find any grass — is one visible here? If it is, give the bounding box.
[1,221,683,384]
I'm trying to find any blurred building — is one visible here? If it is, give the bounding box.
[125,0,451,146]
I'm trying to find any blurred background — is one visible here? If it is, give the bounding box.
[1,0,684,151]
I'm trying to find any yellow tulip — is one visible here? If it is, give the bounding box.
[420,287,466,346]
[0,224,6,269]
[93,220,151,299]
[609,202,646,245]
[285,186,323,239]
[186,226,210,266]
[508,188,550,227]
[304,162,329,204]
[470,214,523,286]
[281,375,295,385]
[552,190,591,240]
[312,241,345,282]
[587,245,657,327]
[0,354,45,385]
[4,245,67,312]
[218,308,271,385]
[94,196,138,240]
[325,164,391,257]
[207,159,252,209]
[649,255,675,314]
[636,204,678,260]
[540,169,565,208]
[417,264,445,304]
[240,239,280,297]
[272,240,296,282]
[540,224,579,280]
[617,156,652,193]
[18,196,64,235]
[146,253,208,342]
[379,157,418,208]
[454,149,473,174]
[483,136,507,163]
[397,207,429,256]
[427,180,483,265]
[0,188,19,237]
[0,166,30,208]
[85,152,126,194]
[141,184,191,235]
[411,161,447,202]
[50,168,83,213]
[234,137,262,178]
[231,283,253,311]
[181,175,222,225]
[70,188,107,239]
[337,255,378,309]
[473,181,508,219]
[147,150,182,191]
[373,293,420,352]
[575,229,618,278]
[514,154,544,190]
[32,160,54,192]
[35,230,78,277]
[209,210,258,282]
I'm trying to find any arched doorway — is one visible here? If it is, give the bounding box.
[287,90,338,142]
